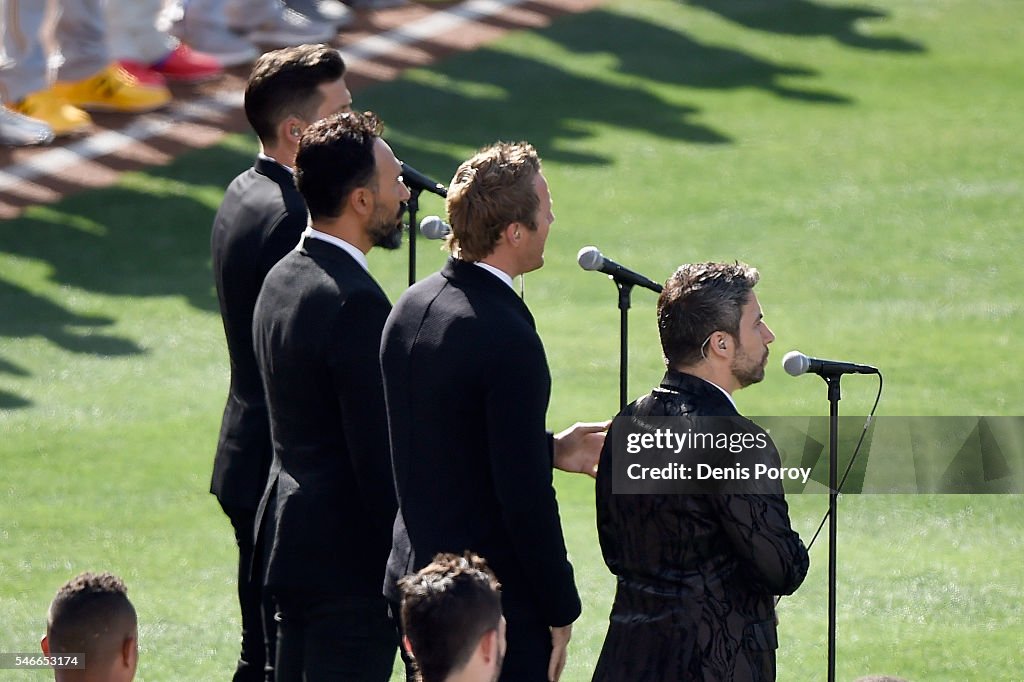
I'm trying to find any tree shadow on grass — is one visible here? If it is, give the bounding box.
[0,278,142,355]
[0,277,144,409]
[685,0,926,53]
[0,357,32,409]
[371,6,853,177]
[0,140,254,314]
[0,140,254,407]
[370,39,731,174]
[551,9,852,103]
[0,388,31,409]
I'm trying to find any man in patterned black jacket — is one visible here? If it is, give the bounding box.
[594,261,809,682]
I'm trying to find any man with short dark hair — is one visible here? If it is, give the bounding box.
[210,43,351,682]
[399,553,506,682]
[41,571,137,682]
[593,262,810,682]
[253,110,409,681]
[382,141,606,682]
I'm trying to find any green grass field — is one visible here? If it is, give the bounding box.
[2,0,1022,679]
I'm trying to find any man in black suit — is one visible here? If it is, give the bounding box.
[381,142,607,682]
[209,44,351,682]
[252,110,410,681]
[593,262,810,682]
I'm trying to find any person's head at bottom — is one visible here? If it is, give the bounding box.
[399,552,506,682]
[41,571,138,682]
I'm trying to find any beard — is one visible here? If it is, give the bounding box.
[731,342,768,388]
[369,201,407,251]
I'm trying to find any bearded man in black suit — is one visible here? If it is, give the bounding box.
[209,44,351,682]
[252,110,410,681]
[381,141,606,682]
[593,262,810,682]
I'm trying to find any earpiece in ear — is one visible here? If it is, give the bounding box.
[514,231,521,240]
[291,126,301,136]
[718,340,727,350]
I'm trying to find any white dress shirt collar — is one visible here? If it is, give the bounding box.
[258,153,293,175]
[304,227,370,273]
[472,261,515,290]
[701,376,738,411]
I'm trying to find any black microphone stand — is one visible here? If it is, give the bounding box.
[822,372,842,682]
[616,281,635,411]
[406,189,421,286]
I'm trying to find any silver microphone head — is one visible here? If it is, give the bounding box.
[782,350,810,377]
[577,245,603,271]
[419,215,450,240]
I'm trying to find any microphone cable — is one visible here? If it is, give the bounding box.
[804,371,884,552]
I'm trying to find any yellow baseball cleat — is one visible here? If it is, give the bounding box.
[9,91,92,137]
[51,63,171,114]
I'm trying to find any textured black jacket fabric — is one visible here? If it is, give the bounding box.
[252,236,398,598]
[594,370,809,682]
[381,258,581,628]
[210,157,307,511]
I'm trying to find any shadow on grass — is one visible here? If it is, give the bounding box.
[0,357,32,409]
[553,9,852,103]
[0,277,142,355]
[0,278,143,409]
[0,140,252,310]
[0,388,31,409]
[686,0,926,53]
[0,1,891,407]
[373,40,730,172]
[0,140,253,406]
[373,6,854,175]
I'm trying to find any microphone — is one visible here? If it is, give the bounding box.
[419,215,451,240]
[401,162,447,198]
[783,350,878,377]
[577,246,662,293]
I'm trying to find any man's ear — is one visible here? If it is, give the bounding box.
[40,634,49,655]
[709,331,731,359]
[402,634,415,660]
[122,634,138,668]
[479,627,498,664]
[502,222,523,247]
[347,185,374,217]
[280,115,304,145]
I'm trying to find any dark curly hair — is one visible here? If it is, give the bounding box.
[399,552,502,682]
[295,110,384,220]
[47,571,136,664]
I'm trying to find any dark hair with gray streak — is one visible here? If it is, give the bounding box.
[657,261,760,368]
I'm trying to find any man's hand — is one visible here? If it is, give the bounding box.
[553,421,610,478]
[548,624,572,682]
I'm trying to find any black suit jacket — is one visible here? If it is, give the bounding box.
[210,157,308,511]
[253,235,398,598]
[381,258,581,627]
[593,370,809,682]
